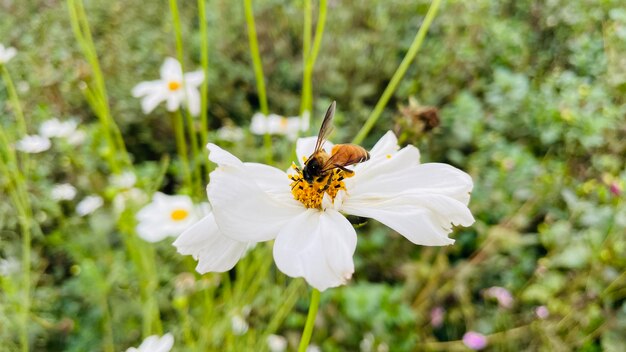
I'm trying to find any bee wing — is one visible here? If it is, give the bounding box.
[313,101,336,154]
[321,144,370,172]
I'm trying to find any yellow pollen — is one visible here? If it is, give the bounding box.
[386,154,392,159]
[289,166,352,209]
[280,117,288,128]
[168,81,182,91]
[170,208,189,221]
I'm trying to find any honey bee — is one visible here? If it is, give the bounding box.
[302,101,370,184]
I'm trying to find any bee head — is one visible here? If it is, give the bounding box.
[302,157,321,184]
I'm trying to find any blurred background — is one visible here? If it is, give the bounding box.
[1,0,625,351]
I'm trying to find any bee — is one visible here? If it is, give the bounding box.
[302,101,370,184]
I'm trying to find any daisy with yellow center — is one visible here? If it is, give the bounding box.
[131,57,204,116]
[136,192,207,243]
[174,131,475,291]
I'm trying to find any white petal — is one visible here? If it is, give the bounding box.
[140,91,168,114]
[185,85,201,116]
[350,162,473,205]
[349,144,420,185]
[184,70,204,87]
[295,137,333,166]
[368,130,401,158]
[173,213,249,272]
[250,113,268,135]
[243,162,300,205]
[131,80,163,97]
[343,192,474,246]
[166,92,182,111]
[207,144,303,242]
[160,57,183,81]
[273,209,356,291]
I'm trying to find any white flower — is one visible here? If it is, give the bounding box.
[0,258,19,276]
[76,195,103,216]
[174,131,474,291]
[67,130,86,146]
[132,57,204,116]
[113,188,148,214]
[15,135,51,153]
[217,125,244,142]
[126,333,174,352]
[231,314,249,335]
[267,334,288,352]
[110,171,137,189]
[39,118,78,138]
[51,183,77,201]
[135,192,206,243]
[0,44,17,64]
[250,111,310,140]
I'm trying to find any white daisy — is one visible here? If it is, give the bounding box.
[135,192,206,243]
[131,57,204,116]
[0,44,17,64]
[250,111,310,140]
[230,314,249,336]
[267,334,288,352]
[174,131,474,291]
[15,135,51,153]
[217,125,245,142]
[76,195,104,216]
[39,118,78,139]
[51,183,77,201]
[126,333,174,352]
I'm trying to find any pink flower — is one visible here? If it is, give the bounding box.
[609,182,621,196]
[535,305,549,319]
[484,286,514,309]
[430,306,445,328]
[463,331,488,350]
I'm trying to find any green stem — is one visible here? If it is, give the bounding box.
[300,0,312,115]
[300,0,327,115]
[198,0,211,178]
[352,0,442,145]
[298,288,321,352]
[171,111,193,193]
[243,0,272,163]
[1,65,26,136]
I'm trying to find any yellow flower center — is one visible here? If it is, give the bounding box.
[289,164,352,209]
[170,208,189,221]
[168,81,182,91]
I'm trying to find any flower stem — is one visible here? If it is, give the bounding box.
[169,0,202,195]
[298,288,321,352]
[243,0,272,163]
[171,111,193,193]
[198,0,211,178]
[300,0,327,116]
[352,0,442,145]
[1,65,26,136]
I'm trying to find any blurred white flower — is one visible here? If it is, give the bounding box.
[110,171,137,189]
[250,111,309,140]
[113,188,148,214]
[132,57,204,116]
[0,44,17,64]
[126,333,174,352]
[483,286,514,309]
[135,192,206,243]
[217,125,244,142]
[267,334,288,352]
[39,118,78,139]
[176,130,474,291]
[230,314,248,335]
[76,195,103,216]
[15,135,51,153]
[359,332,375,352]
[66,130,86,146]
[306,345,321,352]
[51,183,77,201]
[0,258,19,276]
